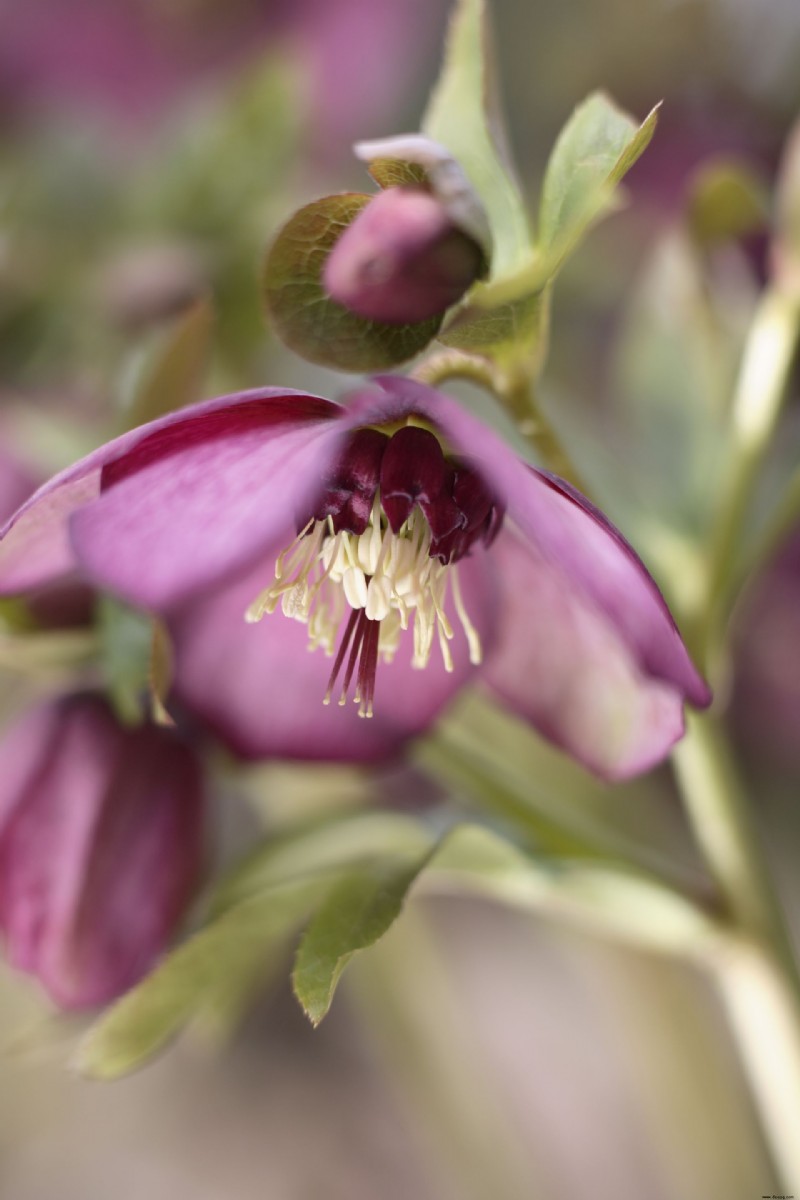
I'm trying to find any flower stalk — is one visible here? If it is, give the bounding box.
[669,279,800,1188]
[413,350,590,491]
[698,286,800,667]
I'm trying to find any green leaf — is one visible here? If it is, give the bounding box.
[423,0,532,277]
[96,596,153,725]
[121,295,214,429]
[75,879,325,1080]
[425,824,722,958]
[293,850,434,1026]
[263,195,441,371]
[610,227,747,536]
[538,92,659,278]
[212,809,435,915]
[687,158,769,246]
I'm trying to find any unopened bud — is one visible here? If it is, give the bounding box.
[0,695,205,1009]
[323,187,484,324]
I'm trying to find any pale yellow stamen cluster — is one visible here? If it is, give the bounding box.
[246,493,482,680]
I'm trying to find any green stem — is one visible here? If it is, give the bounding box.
[419,725,701,892]
[412,348,499,394]
[503,376,590,492]
[672,714,797,967]
[413,350,589,491]
[347,904,548,1200]
[726,462,800,616]
[713,940,800,1192]
[699,287,800,663]
[672,712,800,1188]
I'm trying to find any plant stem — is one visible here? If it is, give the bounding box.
[503,376,590,492]
[413,350,589,491]
[713,940,800,1192]
[412,348,499,394]
[699,287,800,663]
[672,712,800,1189]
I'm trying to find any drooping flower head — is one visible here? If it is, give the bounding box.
[0,377,710,779]
[0,693,204,1009]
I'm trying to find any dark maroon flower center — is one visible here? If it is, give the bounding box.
[251,420,499,717]
[309,423,503,563]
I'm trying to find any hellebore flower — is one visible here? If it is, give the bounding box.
[324,186,485,324]
[0,694,204,1009]
[0,376,710,779]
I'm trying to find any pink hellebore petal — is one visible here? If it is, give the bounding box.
[0,388,339,609]
[168,550,496,763]
[0,376,709,779]
[0,695,204,1010]
[323,187,484,324]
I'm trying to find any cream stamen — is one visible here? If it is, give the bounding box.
[247,489,483,710]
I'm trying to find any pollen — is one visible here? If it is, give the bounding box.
[246,492,483,717]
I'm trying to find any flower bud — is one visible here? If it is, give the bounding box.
[323,187,484,324]
[0,695,205,1009]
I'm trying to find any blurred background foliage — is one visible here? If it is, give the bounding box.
[1,0,800,1197]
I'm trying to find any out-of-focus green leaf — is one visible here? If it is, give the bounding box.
[423,0,532,278]
[424,824,722,958]
[611,228,752,537]
[263,195,441,371]
[213,810,434,916]
[366,160,428,189]
[96,596,153,725]
[121,295,213,429]
[687,158,769,246]
[293,849,434,1026]
[538,92,659,279]
[142,60,300,238]
[75,879,326,1080]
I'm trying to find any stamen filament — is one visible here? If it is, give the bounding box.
[248,487,487,713]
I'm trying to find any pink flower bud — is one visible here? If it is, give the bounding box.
[0,695,205,1009]
[323,187,484,324]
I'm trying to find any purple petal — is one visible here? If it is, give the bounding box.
[0,695,204,1009]
[169,551,497,763]
[0,388,338,604]
[360,377,710,710]
[323,187,482,324]
[480,528,692,779]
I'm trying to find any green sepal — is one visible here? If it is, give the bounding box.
[366,159,428,189]
[96,596,154,726]
[263,194,442,371]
